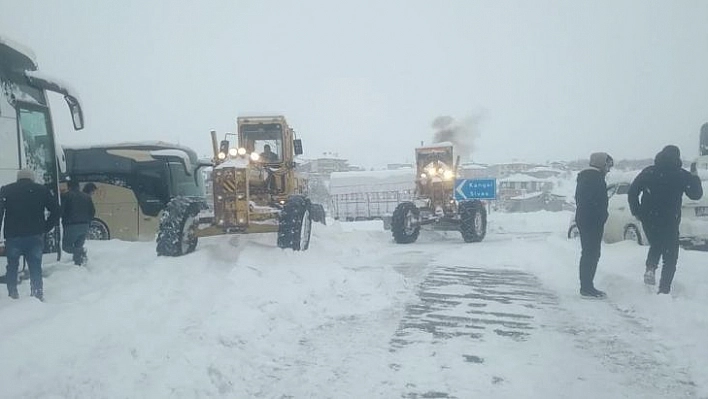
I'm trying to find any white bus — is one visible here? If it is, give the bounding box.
[0,36,84,257]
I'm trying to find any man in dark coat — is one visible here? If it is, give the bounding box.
[0,169,60,301]
[260,144,279,162]
[628,145,702,294]
[575,152,614,298]
[61,178,96,266]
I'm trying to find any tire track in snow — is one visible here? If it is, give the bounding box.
[389,264,558,398]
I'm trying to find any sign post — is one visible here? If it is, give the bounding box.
[454,179,497,201]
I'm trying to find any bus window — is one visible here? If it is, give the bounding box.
[167,160,203,197]
[134,164,169,216]
[18,105,55,185]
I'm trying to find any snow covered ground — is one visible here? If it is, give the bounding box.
[1,210,707,398]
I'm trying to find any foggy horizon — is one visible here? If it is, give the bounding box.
[2,0,708,169]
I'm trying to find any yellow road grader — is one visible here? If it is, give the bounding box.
[156,115,325,256]
[390,142,487,244]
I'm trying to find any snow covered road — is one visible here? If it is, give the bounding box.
[1,211,706,398]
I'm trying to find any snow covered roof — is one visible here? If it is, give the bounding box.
[461,163,488,170]
[509,191,544,200]
[526,166,564,174]
[0,35,37,71]
[329,169,415,195]
[499,173,551,182]
[24,70,82,104]
[64,141,199,163]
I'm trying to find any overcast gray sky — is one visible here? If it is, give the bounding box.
[2,0,708,168]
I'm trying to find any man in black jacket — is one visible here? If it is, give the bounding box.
[575,152,614,298]
[61,178,96,266]
[628,145,702,294]
[0,169,60,301]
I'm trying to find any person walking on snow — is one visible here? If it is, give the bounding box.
[0,169,60,301]
[627,145,702,294]
[575,152,614,298]
[61,178,95,266]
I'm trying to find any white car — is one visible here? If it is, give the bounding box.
[567,182,646,245]
[568,180,708,248]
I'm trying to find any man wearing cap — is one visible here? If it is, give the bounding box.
[0,169,60,301]
[628,145,703,294]
[575,152,614,298]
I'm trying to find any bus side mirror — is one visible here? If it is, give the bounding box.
[294,139,303,156]
[65,95,84,130]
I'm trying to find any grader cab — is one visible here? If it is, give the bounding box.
[156,115,325,256]
[390,142,487,244]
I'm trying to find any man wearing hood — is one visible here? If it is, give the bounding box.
[575,152,614,298]
[628,145,702,294]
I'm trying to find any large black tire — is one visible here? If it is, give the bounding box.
[277,195,312,251]
[156,196,207,256]
[460,200,487,243]
[391,202,420,244]
[310,203,327,225]
[87,219,110,240]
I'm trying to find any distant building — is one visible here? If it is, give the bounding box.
[524,166,565,179]
[497,173,554,200]
[459,162,491,179]
[387,163,414,170]
[487,161,542,178]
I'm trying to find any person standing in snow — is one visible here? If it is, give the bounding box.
[627,145,702,294]
[0,169,60,301]
[575,152,614,298]
[61,178,96,266]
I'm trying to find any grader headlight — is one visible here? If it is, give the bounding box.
[217,152,226,160]
[228,148,239,157]
[443,170,455,180]
[250,152,260,161]
[237,147,247,156]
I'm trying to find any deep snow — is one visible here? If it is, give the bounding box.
[1,211,707,398]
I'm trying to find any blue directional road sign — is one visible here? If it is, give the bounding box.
[454,179,497,200]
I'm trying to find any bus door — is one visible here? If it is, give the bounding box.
[91,181,139,242]
[135,164,170,241]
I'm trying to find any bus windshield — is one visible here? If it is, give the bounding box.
[167,160,204,197]
[18,104,56,186]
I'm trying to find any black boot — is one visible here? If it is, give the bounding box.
[30,281,44,302]
[658,265,676,295]
[580,287,607,299]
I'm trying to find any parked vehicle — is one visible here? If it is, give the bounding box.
[62,142,210,241]
[567,181,645,245]
[568,178,708,249]
[0,36,85,258]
